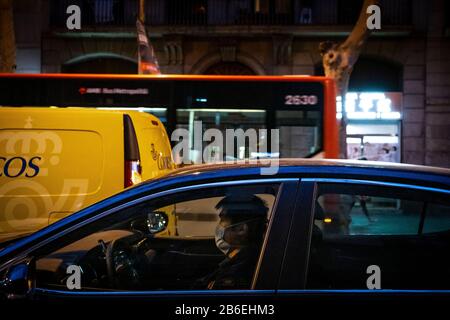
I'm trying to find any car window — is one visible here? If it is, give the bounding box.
[307,183,450,290]
[423,203,450,234]
[316,194,422,237]
[34,183,279,292]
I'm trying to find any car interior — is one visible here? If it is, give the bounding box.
[34,185,278,291]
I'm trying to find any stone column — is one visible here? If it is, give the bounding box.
[425,0,450,167]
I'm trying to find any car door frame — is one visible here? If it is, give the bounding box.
[27,178,299,301]
[278,176,450,299]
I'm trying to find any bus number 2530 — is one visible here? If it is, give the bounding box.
[284,95,318,106]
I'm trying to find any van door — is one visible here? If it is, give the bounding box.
[127,112,174,181]
[0,108,123,237]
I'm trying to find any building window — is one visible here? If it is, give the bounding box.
[167,0,207,25]
[337,0,363,24]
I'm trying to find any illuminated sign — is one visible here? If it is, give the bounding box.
[284,95,318,105]
[337,92,402,120]
[78,87,149,95]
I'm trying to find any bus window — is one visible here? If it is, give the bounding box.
[276,110,322,158]
[176,108,267,163]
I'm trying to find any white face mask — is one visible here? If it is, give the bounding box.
[215,224,231,255]
[214,218,259,255]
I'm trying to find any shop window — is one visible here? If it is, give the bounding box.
[346,123,400,162]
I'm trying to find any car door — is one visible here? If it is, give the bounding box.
[7,178,298,301]
[279,177,450,299]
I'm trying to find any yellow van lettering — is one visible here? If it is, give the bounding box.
[0,157,6,176]
[4,157,27,178]
[150,143,157,160]
[0,156,42,178]
[165,156,172,169]
[25,156,42,178]
[157,156,163,170]
[157,155,172,170]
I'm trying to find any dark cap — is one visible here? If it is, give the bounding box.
[216,193,268,220]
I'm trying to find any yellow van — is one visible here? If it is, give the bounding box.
[0,107,175,239]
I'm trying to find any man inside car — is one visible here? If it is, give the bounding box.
[195,193,268,290]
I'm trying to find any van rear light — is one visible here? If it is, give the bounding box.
[124,160,142,188]
[123,115,142,188]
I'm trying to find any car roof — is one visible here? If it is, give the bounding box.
[125,158,450,197]
[165,159,450,179]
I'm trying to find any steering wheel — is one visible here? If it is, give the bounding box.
[105,235,147,289]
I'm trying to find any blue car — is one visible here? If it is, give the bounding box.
[1,159,450,302]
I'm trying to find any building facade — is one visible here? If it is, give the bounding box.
[11,0,450,167]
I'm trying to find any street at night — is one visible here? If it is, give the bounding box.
[0,0,450,317]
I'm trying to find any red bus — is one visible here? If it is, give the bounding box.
[0,74,338,160]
